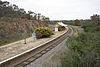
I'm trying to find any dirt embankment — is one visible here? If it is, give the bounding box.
[0,19,45,42]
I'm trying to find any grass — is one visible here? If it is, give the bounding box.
[0,35,31,46]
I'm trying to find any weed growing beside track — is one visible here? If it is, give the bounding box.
[60,24,100,67]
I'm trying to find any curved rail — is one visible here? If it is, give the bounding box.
[0,27,73,67]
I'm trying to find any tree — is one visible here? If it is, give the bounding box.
[37,13,41,20]
[0,0,49,20]
[74,19,81,26]
[28,11,33,15]
[90,14,100,25]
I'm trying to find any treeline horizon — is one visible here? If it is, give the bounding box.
[0,0,49,21]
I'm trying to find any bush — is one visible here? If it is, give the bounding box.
[74,19,81,26]
[61,21,100,67]
[34,27,53,39]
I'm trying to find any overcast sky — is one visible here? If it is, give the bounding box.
[2,0,100,20]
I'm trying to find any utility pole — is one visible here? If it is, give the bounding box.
[23,20,27,44]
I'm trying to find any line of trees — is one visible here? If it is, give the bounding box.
[0,0,49,21]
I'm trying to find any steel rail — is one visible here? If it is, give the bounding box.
[0,27,73,67]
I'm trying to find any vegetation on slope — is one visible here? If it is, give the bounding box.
[0,0,49,46]
[61,14,100,67]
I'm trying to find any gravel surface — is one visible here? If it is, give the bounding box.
[0,31,66,62]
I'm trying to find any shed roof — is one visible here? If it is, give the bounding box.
[57,22,67,26]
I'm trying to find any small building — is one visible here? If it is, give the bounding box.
[54,24,59,32]
[54,22,68,32]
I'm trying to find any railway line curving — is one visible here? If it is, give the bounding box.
[0,26,74,67]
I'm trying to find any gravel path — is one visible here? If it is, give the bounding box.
[0,31,65,62]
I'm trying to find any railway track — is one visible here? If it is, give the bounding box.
[0,27,73,67]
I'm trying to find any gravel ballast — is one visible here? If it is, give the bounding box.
[0,31,66,62]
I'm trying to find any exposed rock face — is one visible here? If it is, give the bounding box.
[0,19,45,42]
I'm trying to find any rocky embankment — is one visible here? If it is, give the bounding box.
[0,19,46,44]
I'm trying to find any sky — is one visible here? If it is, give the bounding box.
[2,0,100,20]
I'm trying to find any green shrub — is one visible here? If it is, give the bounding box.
[74,19,81,26]
[34,27,53,39]
[61,23,100,67]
